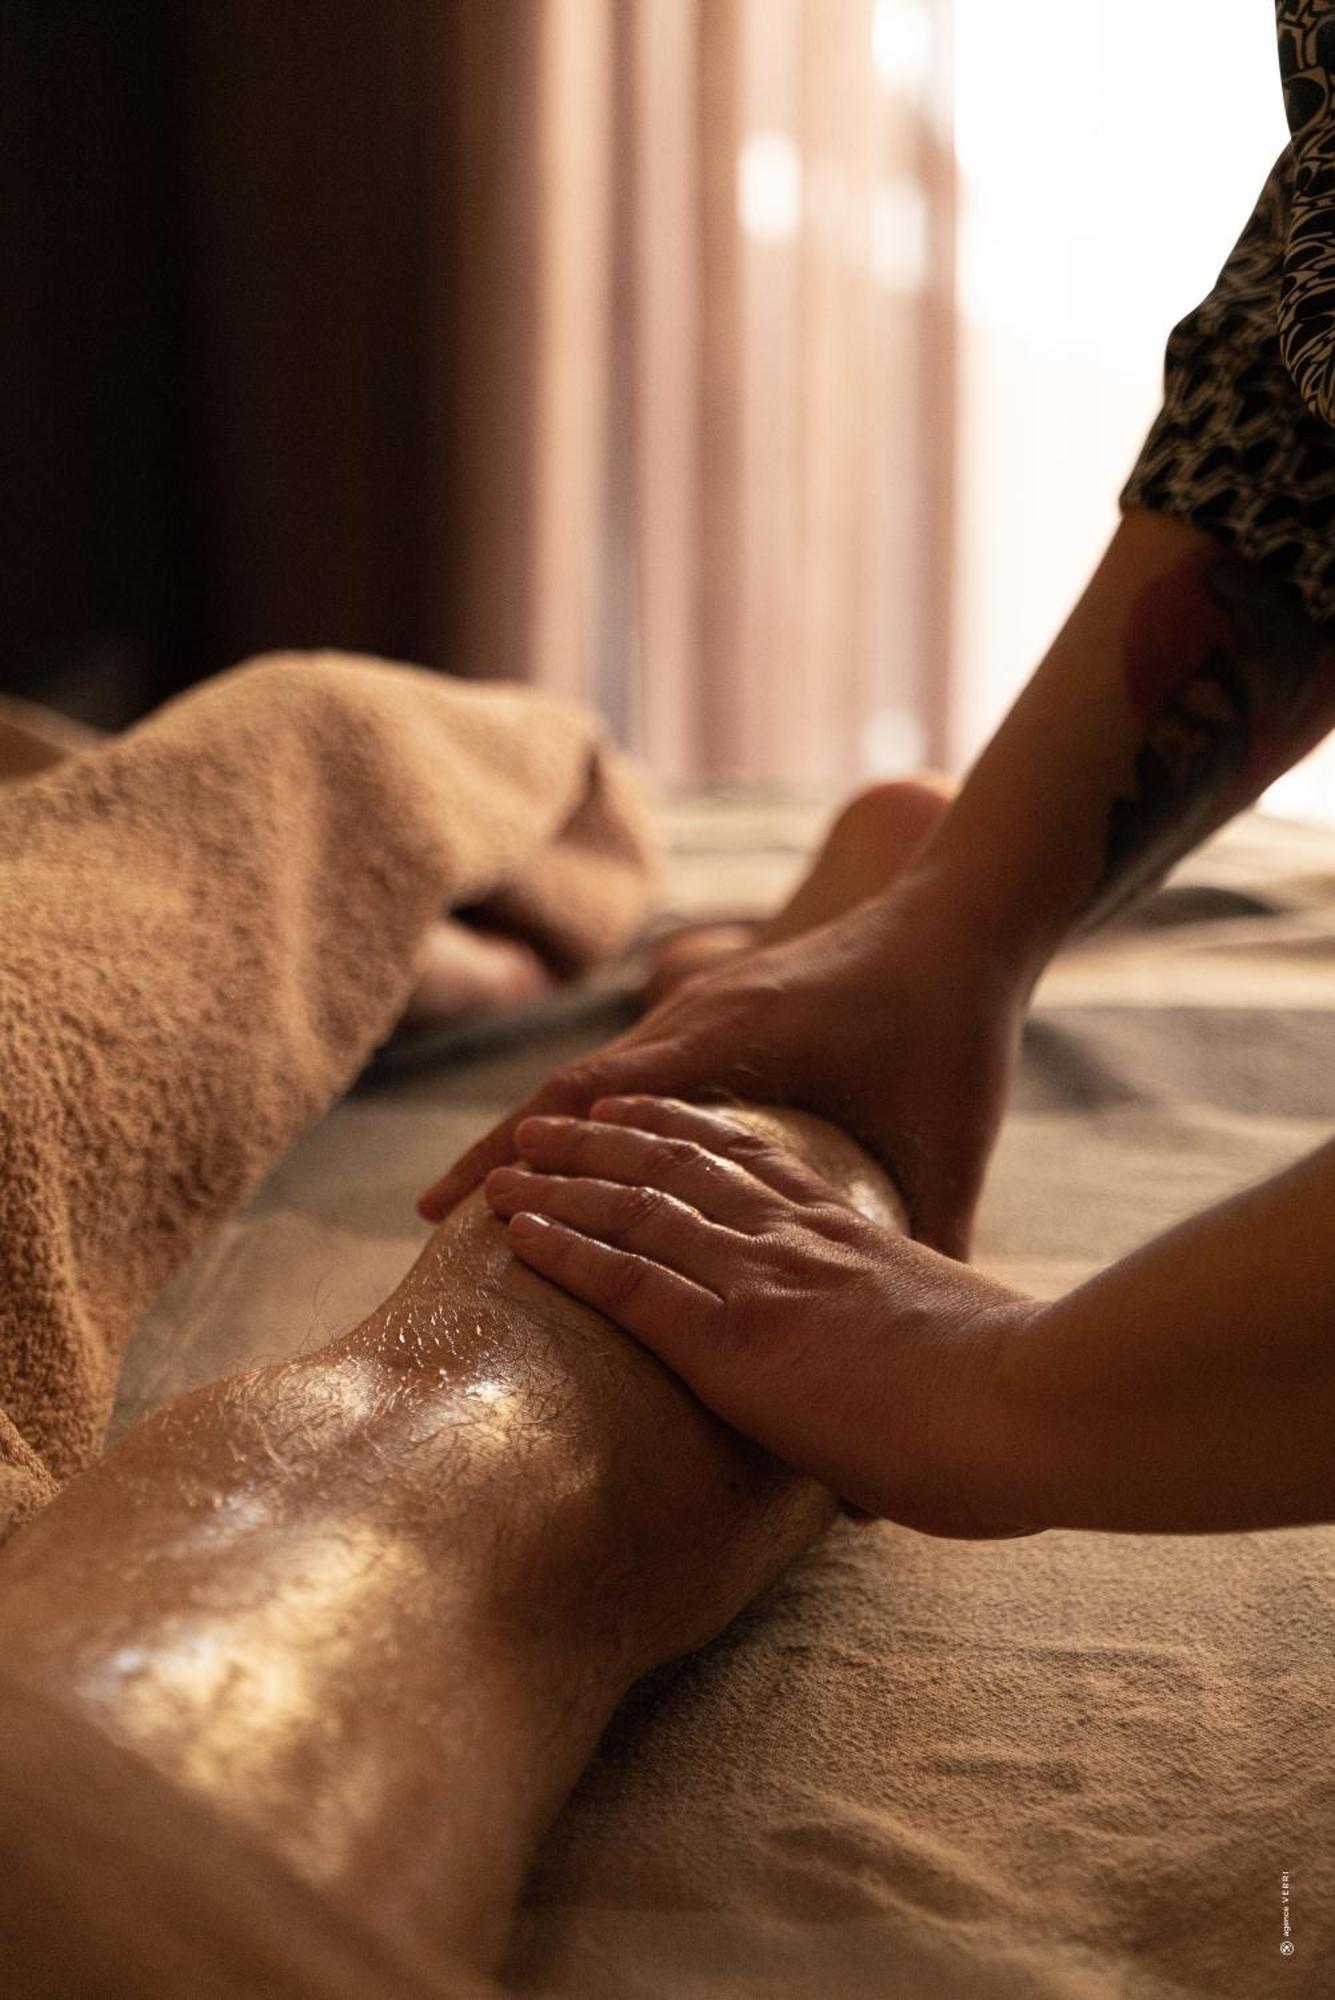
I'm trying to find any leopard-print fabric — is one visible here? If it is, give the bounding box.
[1122,3,1335,630]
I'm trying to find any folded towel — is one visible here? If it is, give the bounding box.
[0,652,659,1537]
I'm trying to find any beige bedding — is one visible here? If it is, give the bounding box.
[121,805,1335,1999]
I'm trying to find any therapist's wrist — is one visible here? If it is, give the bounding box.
[897,842,1073,998]
[985,1291,1125,1535]
[859,852,1052,1007]
[953,1294,1063,1537]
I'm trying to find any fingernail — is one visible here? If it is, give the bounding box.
[516,1114,569,1143]
[509,1211,550,1238]
[486,1166,524,1192]
[590,1096,634,1118]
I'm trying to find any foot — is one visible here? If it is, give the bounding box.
[398,918,556,1030]
[644,775,955,1006]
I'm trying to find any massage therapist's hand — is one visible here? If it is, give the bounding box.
[421,885,1025,1259]
[483,1096,1041,1540]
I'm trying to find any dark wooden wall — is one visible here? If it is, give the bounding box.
[0,0,524,723]
[1,0,188,718]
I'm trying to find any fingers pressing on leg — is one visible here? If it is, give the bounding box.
[486,1166,737,1293]
[584,1097,840,1207]
[503,1209,724,1356]
[505,1112,784,1232]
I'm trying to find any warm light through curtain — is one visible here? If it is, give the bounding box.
[950,0,1290,772]
[451,0,954,792]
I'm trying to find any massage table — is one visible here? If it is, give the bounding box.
[119,801,1335,1998]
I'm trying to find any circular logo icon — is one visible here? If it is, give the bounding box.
[1280,1940,1295,1956]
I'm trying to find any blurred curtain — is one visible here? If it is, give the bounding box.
[1,1,953,784]
[448,0,956,789]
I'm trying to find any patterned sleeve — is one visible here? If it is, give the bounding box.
[1122,6,1335,634]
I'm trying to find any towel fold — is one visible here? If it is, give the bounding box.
[0,652,659,1538]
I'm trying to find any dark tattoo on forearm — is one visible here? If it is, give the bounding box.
[1086,550,1334,929]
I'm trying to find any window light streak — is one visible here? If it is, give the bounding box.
[872,0,932,92]
[737,130,803,243]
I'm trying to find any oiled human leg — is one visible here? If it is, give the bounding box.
[0,1104,898,1991]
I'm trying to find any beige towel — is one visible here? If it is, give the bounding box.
[0,652,658,1538]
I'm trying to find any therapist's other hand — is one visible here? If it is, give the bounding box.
[483,1096,1040,1540]
[420,887,1024,1259]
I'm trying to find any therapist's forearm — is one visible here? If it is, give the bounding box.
[997,1137,1335,1533]
[894,507,1335,989]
